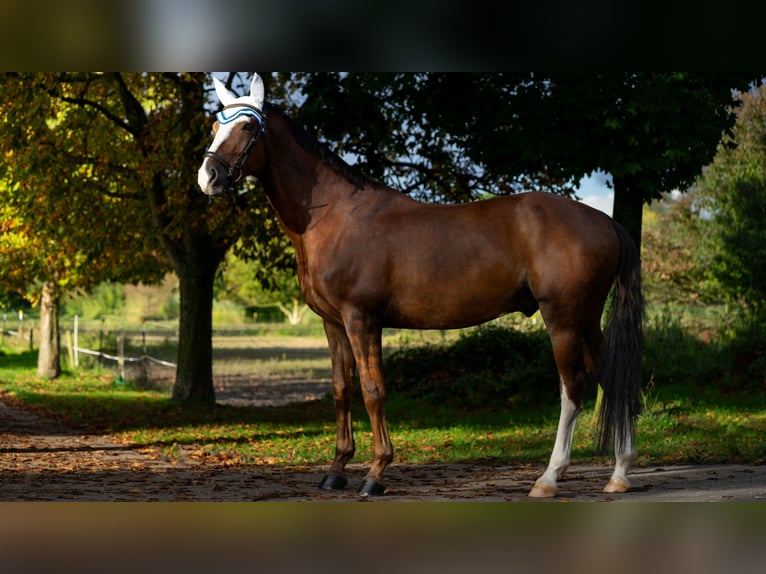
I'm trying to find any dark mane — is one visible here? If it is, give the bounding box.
[264,102,374,189]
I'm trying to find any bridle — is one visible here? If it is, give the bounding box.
[203,103,267,190]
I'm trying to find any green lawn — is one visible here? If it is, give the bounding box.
[2,334,764,468]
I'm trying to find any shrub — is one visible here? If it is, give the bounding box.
[64,282,126,320]
[642,307,729,388]
[384,324,558,410]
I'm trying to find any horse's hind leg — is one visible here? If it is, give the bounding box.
[318,320,357,490]
[584,317,637,494]
[604,426,636,493]
[529,325,587,498]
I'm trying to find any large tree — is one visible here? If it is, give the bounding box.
[291,73,763,252]
[0,73,285,400]
[0,75,165,377]
[539,73,763,252]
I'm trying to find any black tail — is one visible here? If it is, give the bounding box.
[596,221,645,453]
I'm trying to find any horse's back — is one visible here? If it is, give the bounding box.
[309,190,620,329]
[379,191,618,282]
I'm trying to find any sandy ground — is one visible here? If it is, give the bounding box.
[1,397,765,502]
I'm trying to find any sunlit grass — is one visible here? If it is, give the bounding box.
[2,344,764,469]
[3,302,766,470]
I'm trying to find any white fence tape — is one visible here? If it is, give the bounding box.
[3,323,177,373]
[74,346,177,368]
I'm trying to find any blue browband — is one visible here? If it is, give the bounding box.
[204,103,267,191]
[216,104,265,126]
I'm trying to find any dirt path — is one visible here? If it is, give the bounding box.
[1,397,764,502]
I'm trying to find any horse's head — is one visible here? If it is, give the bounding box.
[197,73,267,196]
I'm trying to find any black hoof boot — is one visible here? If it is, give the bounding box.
[357,478,386,496]
[318,474,348,490]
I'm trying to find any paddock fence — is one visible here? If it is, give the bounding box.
[3,314,336,405]
[55,316,176,386]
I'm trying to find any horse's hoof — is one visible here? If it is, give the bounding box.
[529,481,558,498]
[603,477,630,494]
[318,474,348,490]
[358,478,386,496]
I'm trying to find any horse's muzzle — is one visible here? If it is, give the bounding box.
[198,158,235,196]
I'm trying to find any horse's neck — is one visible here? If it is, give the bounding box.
[261,116,337,237]
[260,115,361,291]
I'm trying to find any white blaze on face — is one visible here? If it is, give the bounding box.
[197,116,249,194]
[197,73,266,195]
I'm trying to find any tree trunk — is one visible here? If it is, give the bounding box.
[36,282,61,379]
[611,176,645,255]
[111,73,229,406]
[171,261,217,404]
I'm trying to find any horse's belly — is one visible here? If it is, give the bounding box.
[384,283,537,330]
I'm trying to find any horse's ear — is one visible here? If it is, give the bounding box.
[213,76,236,107]
[250,73,265,110]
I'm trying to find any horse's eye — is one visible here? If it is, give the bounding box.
[242,122,256,133]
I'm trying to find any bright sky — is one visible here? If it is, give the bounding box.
[576,170,614,216]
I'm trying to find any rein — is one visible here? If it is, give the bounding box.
[203,103,267,189]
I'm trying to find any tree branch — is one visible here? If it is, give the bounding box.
[107,72,149,140]
[57,94,133,135]
[43,74,137,136]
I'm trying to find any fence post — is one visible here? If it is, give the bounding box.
[117,327,125,384]
[141,318,148,386]
[99,317,104,369]
[65,330,74,367]
[18,309,23,341]
[73,314,79,368]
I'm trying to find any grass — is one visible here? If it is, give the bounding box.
[0,347,552,465]
[2,308,765,469]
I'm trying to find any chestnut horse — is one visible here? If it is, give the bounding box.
[198,74,644,498]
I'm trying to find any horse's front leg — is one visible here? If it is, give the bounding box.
[318,320,357,491]
[344,313,393,496]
